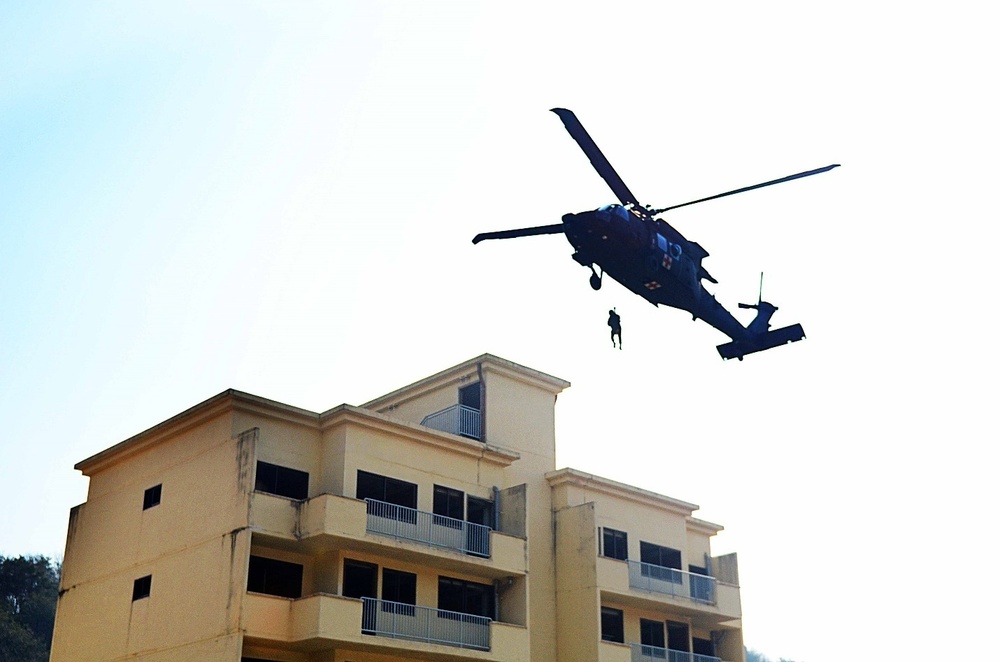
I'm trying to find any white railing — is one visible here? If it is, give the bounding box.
[361,597,491,651]
[630,643,721,662]
[627,560,716,604]
[421,404,481,440]
[365,498,491,557]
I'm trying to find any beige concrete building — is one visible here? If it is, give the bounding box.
[51,354,745,662]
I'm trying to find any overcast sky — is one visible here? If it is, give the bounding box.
[2,3,997,661]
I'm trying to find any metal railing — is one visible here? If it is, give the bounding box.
[627,560,716,604]
[361,597,491,651]
[421,404,481,440]
[630,643,721,662]
[365,498,492,557]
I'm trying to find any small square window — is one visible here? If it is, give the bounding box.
[132,575,152,601]
[143,484,162,510]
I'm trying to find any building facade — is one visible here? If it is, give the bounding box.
[50,355,745,661]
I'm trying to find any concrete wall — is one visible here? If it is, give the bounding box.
[554,503,600,661]
[52,411,252,661]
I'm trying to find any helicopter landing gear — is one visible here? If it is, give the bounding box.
[589,267,603,290]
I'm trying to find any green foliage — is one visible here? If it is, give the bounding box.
[0,555,59,662]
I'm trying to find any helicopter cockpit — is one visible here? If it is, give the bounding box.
[596,204,631,222]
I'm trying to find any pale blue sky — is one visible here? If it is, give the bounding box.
[2,3,997,660]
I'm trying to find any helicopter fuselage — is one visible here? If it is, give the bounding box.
[562,204,749,340]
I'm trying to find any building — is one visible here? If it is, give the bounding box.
[50,354,745,662]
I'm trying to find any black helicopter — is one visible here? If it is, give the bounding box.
[473,108,839,360]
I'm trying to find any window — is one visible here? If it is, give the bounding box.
[356,470,417,508]
[667,621,690,652]
[343,559,378,599]
[434,485,464,526]
[693,637,715,657]
[132,575,152,601]
[466,496,494,528]
[459,382,480,410]
[438,576,494,620]
[640,541,682,582]
[142,484,161,510]
[381,568,417,615]
[600,606,624,643]
[640,618,666,650]
[640,541,681,569]
[602,528,628,561]
[689,564,713,602]
[255,461,309,500]
[247,555,303,598]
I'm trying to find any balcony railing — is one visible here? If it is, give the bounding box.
[421,404,481,440]
[627,561,716,604]
[361,597,491,651]
[630,643,721,662]
[365,498,491,557]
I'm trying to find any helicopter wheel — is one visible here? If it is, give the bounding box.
[589,273,602,290]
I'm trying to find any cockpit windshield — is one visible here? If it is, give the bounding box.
[597,204,631,222]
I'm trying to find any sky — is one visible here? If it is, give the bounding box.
[1,2,998,660]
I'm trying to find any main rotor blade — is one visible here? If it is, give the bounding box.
[651,164,840,214]
[551,108,642,208]
[472,224,565,244]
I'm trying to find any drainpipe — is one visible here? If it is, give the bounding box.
[492,486,500,531]
[476,361,486,443]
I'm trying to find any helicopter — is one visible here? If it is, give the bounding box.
[473,108,839,360]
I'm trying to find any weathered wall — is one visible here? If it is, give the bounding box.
[52,412,253,660]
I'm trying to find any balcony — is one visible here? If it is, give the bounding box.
[630,644,723,662]
[365,498,490,557]
[249,492,527,577]
[362,597,490,651]
[597,557,741,625]
[421,405,481,440]
[244,592,529,659]
[627,561,716,605]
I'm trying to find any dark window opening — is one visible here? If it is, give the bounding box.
[434,485,464,526]
[600,606,624,643]
[381,568,417,615]
[357,470,418,523]
[466,496,494,528]
[641,541,682,583]
[640,618,666,649]
[667,621,690,652]
[357,470,417,508]
[255,461,309,500]
[693,637,715,656]
[247,555,303,599]
[459,382,481,410]
[132,575,152,601]
[343,559,378,599]
[641,541,682,569]
[143,484,161,510]
[602,528,628,561]
[438,576,494,620]
[688,564,713,601]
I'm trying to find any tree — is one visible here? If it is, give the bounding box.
[0,555,59,662]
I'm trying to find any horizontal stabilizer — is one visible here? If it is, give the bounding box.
[717,324,806,361]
